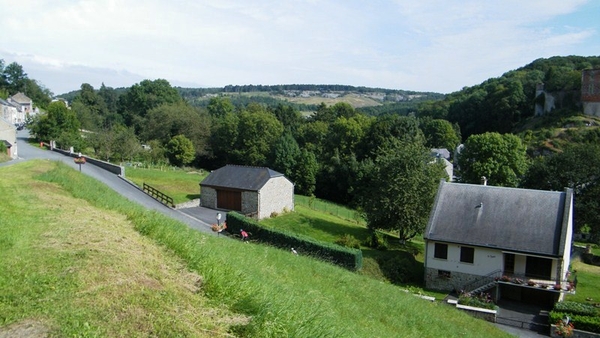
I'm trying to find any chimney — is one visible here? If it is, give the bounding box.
[481,176,487,186]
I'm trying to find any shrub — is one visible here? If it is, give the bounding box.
[554,301,598,317]
[458,291,496,310]
[335,234,361,249]
[379,256,418,284]
[364,231,387,250]
[549,311,600,334]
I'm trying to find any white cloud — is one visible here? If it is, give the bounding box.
[0,0,597,94]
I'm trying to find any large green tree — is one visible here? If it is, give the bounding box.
[118,79,182,132]
[143,102,211,157]
[166,134,195,167]
[420,118,461,152]
[30,101,81,149]
[456,132,529,187]
[357,139,446,242]
[232,109,284,166]
[522,144,600,235]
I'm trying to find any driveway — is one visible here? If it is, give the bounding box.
[4,129,215,235]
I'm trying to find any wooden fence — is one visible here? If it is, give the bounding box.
[143,183,175,208]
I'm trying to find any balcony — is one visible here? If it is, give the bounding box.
[495,273,575,294]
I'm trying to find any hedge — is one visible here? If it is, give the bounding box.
[553,301,598,317]
[549,311,600,333]
[225,212,363,271]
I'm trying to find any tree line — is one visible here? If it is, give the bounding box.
[23,55,600,242]
[0,59,52,108]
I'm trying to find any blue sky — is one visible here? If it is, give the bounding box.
[1,0,598,95]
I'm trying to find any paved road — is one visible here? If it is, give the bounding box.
[3,129,215,234]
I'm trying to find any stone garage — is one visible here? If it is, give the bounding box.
[200,165,294,220]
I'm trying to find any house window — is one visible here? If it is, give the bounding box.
[434,243,448,259]
[438,270,451,279]
[460,246,474,264]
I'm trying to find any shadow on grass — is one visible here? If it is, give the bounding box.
[302,215,369,241]
[186,194,201,200]
[363,247,424,285]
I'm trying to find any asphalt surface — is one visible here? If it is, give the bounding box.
[3,129,216,235]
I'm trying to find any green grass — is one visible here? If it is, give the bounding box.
[124,166,208,204]
[565,257,600,304]
[0,160,512,337]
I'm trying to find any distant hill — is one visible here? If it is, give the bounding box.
[176,84,445,115]
[416,55,600,153]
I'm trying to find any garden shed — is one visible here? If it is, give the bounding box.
[200,165,294,220]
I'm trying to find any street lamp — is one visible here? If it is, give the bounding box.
[216,213,222,227]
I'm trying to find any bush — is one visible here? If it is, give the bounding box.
[335,234,361,249]
[549,311,600,333]
[379,256,417,284]
[458,291,496,310]
[226,212,363,271]
[554,301,598,316]
[364,231,387,250]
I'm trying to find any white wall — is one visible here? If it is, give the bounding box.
[426,241,503,277]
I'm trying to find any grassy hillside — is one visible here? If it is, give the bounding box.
[0,160,512,337]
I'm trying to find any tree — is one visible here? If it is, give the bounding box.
[232,109,284,166]
[207,96,235,117]
[292,149,318,196]
[420,118,461,152]
[456,132,529,187]
[166,135,195,167]
[522,144,600,235]
[143,102,211,157]
[3,62,28,93]
[356,139,446,242]
[30,101,81,147]
[118,79,182,132]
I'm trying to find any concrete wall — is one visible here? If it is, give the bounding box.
[257,176,294,219]
[52,148,124,176]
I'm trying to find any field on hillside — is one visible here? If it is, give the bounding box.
[124,166,208,204]
[0,160,513,337]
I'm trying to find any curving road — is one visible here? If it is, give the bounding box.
[3,129,216,234]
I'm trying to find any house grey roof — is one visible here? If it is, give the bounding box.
[1,140,12,148]
[200,165,285,191]
[0,98,15,107]
[9,92,32,104]
[424,180,572,257]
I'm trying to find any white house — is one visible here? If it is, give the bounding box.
[7,92,33,122]
[0,118,17,158]
[200,165,294,220]
[0,98,20,125]
[424,180,574,306]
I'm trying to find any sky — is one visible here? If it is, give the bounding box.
[1,0,599,95]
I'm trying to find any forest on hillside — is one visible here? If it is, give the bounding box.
[5,55,600,241]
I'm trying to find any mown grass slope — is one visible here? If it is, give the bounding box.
[0,160,513,337]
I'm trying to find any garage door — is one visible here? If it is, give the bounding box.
[217,190,242,211]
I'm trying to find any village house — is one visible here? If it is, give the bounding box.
[0,98,20,125]
[7,92,34,122]
[424,179,573,306]
[200,165,294,220]
[0,118,17,158]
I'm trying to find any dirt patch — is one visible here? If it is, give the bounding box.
[0,319,50,338]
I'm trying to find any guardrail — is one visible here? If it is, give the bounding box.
[143,183,175,208]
